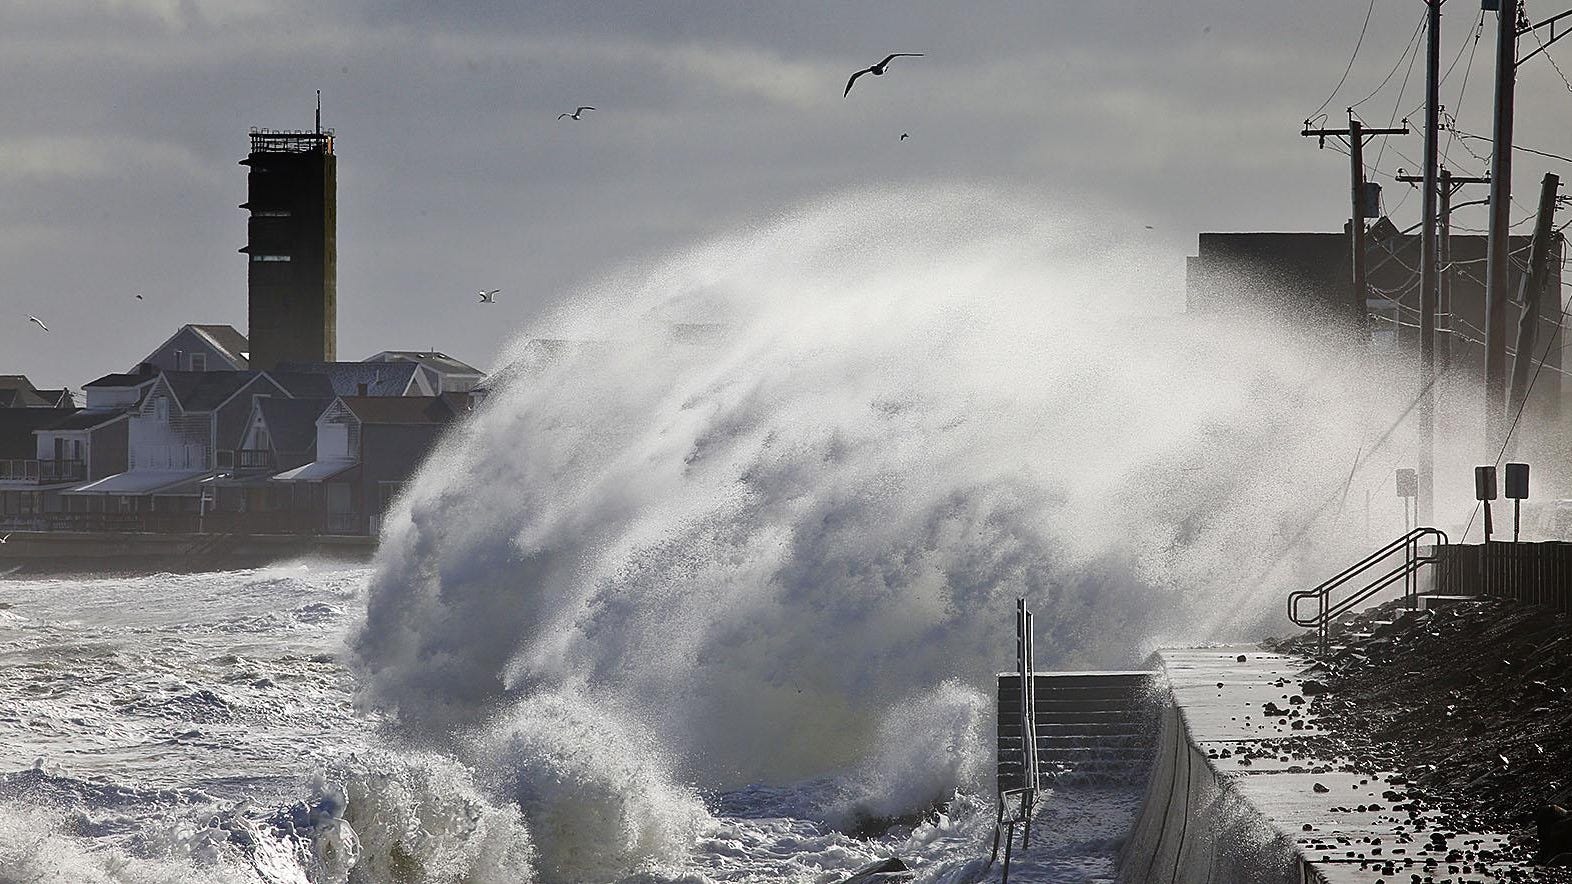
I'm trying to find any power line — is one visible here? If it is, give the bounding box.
[1352,15,1430,110]
[1308,0,1382,122]
[1444,12,1488,165]
[1453,129,1572,165]
[1461,287,1572,540]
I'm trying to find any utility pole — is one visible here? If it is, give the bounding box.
[1506,173,1561,435]
[1416,0,1442,524]
[1484,0,1520,452]
[1303,117,1409,328]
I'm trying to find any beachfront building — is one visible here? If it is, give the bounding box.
[274,395,464,535]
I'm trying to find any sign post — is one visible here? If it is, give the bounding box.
[1505,463,1529,542]
[1476,466,1498,542]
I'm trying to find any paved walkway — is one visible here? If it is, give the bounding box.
[1146,646,1531,883]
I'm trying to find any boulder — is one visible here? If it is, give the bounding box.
[837,857,915,883]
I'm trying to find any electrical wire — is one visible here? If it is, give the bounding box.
[1444,12,1487,164]
[1351,15,1430,110]
[1460,288,1572,540]
[1308,0,1382,122]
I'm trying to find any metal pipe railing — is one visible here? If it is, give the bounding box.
[1288,527,1448,653]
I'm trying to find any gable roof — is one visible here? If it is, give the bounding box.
[257,397,329,452]
[0,375,55,408]
[158,371,267,412]
[338,396,458,426]
[138,325,250,371]
[275,361,420,397]
[189,325,250,367]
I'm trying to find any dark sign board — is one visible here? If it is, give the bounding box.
[1395,468,1418,498]
[1505,463,1529,500]
[1475,465,1498,501]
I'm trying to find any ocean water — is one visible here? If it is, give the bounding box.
[0,188,1430,882]
[0,563,1138,883]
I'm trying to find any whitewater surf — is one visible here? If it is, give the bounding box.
[0,188,1423,882]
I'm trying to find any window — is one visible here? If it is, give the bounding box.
[155,397,169,422]
[189,353,206,372]
[251,209,292,217]
[250,254,292,262]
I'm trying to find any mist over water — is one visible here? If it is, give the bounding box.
[350,187,1420,876]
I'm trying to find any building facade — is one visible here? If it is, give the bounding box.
[241,128,336,370]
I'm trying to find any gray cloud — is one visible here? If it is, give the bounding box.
[2,1,1568,388]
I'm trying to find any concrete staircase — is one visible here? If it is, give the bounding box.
[997,671,1157,788]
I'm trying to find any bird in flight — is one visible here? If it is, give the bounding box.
[0,534,9,544]
[478,289,500,304]
[135,293,144,300]
[900,133,909,141]
[27,315,48,332]
[845,54,923,96]
[557,107,595,120]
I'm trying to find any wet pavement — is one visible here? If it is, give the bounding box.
[1158,646,1542,883]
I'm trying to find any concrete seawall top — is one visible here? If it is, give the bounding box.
[1122,646,1532,883]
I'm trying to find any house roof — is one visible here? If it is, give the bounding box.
[257,397,329,452]
[84,370,158,389]
[0,408,80,458]
[160,371,265,412]
[40,408,130,432]
[138,325,250,371]
[68,469,209,495]
[338,396,458,425]
[0,376,54,408]
[265,371,338,399]
[365,351,483,377]
[189,325,251,368]
[275,361,420,397]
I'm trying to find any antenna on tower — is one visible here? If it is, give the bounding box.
[315,90,321,135]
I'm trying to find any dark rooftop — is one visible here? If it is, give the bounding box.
[257,397,329,453]
[161,371,265,412]
[275,362,419,397]
[339,396,458,425]
[43,408,131,432]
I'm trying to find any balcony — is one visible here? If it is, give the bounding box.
[41,459,86,482]
[0,460,39,481]
[0,460,85,483]
[236,449,274,471]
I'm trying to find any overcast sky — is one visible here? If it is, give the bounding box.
[5,0,1572,389]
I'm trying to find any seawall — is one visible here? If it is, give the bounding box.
[1119,646,1528,883]
[0,530,375,575]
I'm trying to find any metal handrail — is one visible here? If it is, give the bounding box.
[1288,526,1448,653]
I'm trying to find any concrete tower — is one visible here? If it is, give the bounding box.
[240,125,336,369]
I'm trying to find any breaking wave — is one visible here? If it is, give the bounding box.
[352,186,1420,876]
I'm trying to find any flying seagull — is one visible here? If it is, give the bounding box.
[135,293,144,300]
[26,315,48,332]
[900,133,909,141]
[557,107,595,120]
[0,534,9,544]
[845,54,923,97]
[478,289,500,303]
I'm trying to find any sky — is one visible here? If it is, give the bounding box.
[5,0,1572,390]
